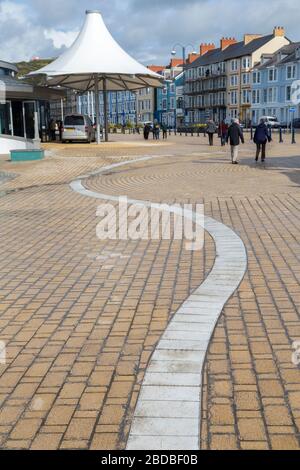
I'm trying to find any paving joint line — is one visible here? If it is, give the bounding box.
[69,155,248,450]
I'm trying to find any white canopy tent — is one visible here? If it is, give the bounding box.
[30,10,163,142]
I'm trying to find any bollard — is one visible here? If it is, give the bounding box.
[250,126,253,141]
[175,128,177,136]
[279,127,283,143]
[292,127,296,144]
[191,130,193,137]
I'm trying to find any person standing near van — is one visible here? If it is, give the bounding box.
[49,119,56,141]
[254,118,272,163]
[206,119,217,146]
[226,118,244,164]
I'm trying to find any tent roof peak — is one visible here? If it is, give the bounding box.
[85,10,101,15]
[28,11,163,92]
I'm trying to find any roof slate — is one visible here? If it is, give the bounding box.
[186,34,285,69]
[254,42,300,69]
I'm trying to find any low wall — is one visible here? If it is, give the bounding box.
[0,135,36,155]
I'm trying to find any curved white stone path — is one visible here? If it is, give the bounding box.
[70,156,247,451]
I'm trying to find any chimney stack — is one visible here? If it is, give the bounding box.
[199,43,215,56]
[273,26,285,37]
[244,34,262,45]
[187,53,200,64]
[220,37,237,50]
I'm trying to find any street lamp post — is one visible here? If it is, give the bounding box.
[171,43,196,126]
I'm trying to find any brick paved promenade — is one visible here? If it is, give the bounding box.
[0,134,299,449]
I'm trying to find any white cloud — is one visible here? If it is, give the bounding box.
[44,29,78,49]
[1,0,300,64]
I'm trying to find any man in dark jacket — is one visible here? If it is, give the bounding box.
[254,119,271,162]
[226,119,244,164]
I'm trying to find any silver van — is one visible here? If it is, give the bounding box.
[260,116,280,129]
[62,114,95,143]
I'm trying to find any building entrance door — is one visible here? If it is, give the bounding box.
[24,101,35,139]
[11,101,24,137]
[0,102,12,135]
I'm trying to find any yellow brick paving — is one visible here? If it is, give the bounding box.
[84,135,300,450]
[0,134,300,449]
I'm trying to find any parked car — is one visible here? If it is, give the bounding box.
[260,116,281,129]
[62,114,95,143]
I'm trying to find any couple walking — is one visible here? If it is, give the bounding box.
[206,119,229,147]
[206,118,244,164]
[227,118,272,164]
[226,118,271,164]
[209,117,271,164]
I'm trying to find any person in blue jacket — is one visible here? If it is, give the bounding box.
[254,119,272,163]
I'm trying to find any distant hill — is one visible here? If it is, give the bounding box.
[14,59,55,85]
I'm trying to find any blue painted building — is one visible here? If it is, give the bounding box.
[154,61,184,128]
[251,42,300,125]
[78,90,136,126]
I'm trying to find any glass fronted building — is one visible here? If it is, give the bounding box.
[0,60,65,142]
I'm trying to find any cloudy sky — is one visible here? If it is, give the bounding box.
[1,0,300,64]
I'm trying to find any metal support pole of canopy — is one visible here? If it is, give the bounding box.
[94,74,101,144]
[103,78,109,142]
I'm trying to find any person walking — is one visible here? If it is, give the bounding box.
[226,118,244,164]
[161,123,168,140]
[154,122,160,140]
[206,119,217,146]
[143,124,150,140]
[219,120,228,146]
[58,120,63,141]
[254,118,272,163]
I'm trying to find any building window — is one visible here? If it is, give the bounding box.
[286,85,292,101]
[267,87,277,103]
[252,90,260,104]
[242,57,251,69]
[286,65,296,80]
[252,71,261,84]
[268,68,278,82]
[242,90,251,104]
[231,60,238,72]
[242,73,250,85]
[263,89,268,103]
[230,91,238,105]
[230,75,238,86]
